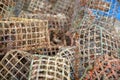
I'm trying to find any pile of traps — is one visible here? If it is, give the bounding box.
[0,0,120,80]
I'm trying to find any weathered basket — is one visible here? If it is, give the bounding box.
[0,50,32,80]
[29,55,71,80]
[0,18,50,54]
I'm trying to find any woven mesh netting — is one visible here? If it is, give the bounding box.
[57,47,76,62]
[82,54,120,80]
[0,0,120,80]
[29,55,71,80]
[0,18,49,54]
[79,23,118,68]
[29,46,59,56]
[0,50,32,80]
[0,0,15,19]
[18,11,71,46]
[56,46,81,80]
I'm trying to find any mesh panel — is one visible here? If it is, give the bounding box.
[18,12,70,46]
[29,55,71,80]
[29,46,59,56]
[0,50,32,80]
[0,0,15,19]
[79,21,118,70]
[0,0,120,80]
[56,46,78,80]
[83,54,120,80]
[27,0,56,13]
[0,18,50,54]
[57,46,76,63]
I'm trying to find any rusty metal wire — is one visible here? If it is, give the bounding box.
[83,54,120,80]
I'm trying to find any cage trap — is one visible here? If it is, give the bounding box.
[0,18,50,54]
[0,50,32,80]
[83,54,120,80]
[29,55,71,80]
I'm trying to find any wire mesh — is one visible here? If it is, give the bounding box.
[52,0,74,18]
[79,22,118,71]
[29,46,59,56]
[13,0,26,16]
[83,54,120,80]
[114,20,120,54]
[0,18,50,54]
[18,11,71,46]
[56,46,80,80]
[57,46,76,64]
[26,0,56,14]
[22,0,76,30]
[0,0,120,80]
[0,0,15,19]
[77,0,119,30]
[0,50,32,80]
[29,55,71,80]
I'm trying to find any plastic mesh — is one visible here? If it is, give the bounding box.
[26,0,56,14]
[83,54,120,80]
[29,55,71,80]
[79,23,118,69]
[29,46,59,56]
[56,46,79,80]
[0,50,32,80]
[0,0,15,19]
[18,11,70,46]
[57,46,76,63]
[0,18,50,54]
